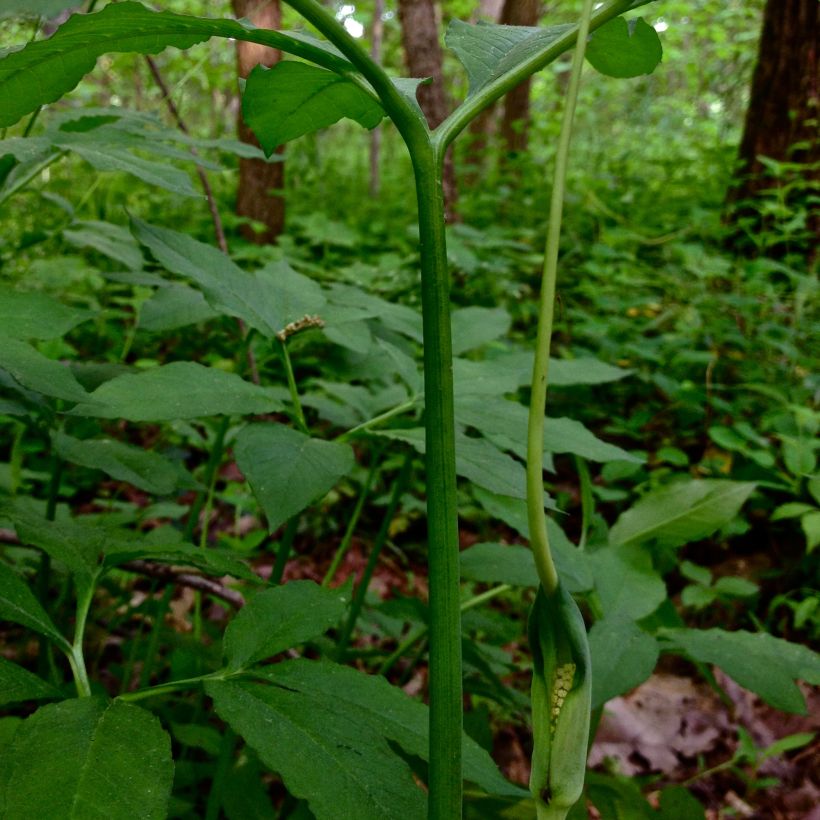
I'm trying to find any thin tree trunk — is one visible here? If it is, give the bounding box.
[232,0,285,244]
[499,0,541,154]
[369,0,385,198]
[397,0,458,221]
[726,0,819,256]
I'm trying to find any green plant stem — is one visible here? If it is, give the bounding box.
[434,0,634,151]
[322,453,381,587]
[205,729,237,820]
[335,397,419,442]
[378,584,512,677]
[279,337,309,434]
[526,0,596,596]
[335,455,412,661]
[119,669,227,703]
[270,516,299,585]
[184,417,230,542]
[0,150,67,209]
[67,580,95,697]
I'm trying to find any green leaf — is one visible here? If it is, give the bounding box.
[68,362,282,420]
[53,431,182,495]
[661,628,820,714]
[588,618,658,708]
[243,61,383,155]
[450,306,511,355]
[0,697,173,819]
[63,220,144,270]
[0,562,68,650]
[207,660,521,818]
[609,479,757,549]
[590,543,666,620]
[131,219,325,337]
[0,335,90,403]
[0,1,353,128]
[446,20,572,97]
[802,511,820,552]
[223,581,348,670]
[658,787,706,819]
[235,424,354,532]
[0,658,62,707]
[138,284,219,332]
[0,286,92,340]
[586,17,663,78]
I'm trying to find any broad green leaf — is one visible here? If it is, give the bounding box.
[0,562,69,649]
[658,787,706,819]
[0,657,62,707]
[803,511,820,552]
[0,697,173,819]
[323,283,422,343]
[0,1,352,128]
[0,335,90,403]
[53,431,182,495]
[446,20,571,97]
[586,17,663,79]
[0,286,92,340]
[243,61,383,155]
[590,543,666,620]
[223,581,348,670]
[609,479,757,548]
[661,628,820,714]
[588,618,658,708]
[450,306,511,355]
[68,362,282,420]
[131,219,325,337]
[139,284,219,332]
[207,676,426,820]
[63,220,144,270]
[222,753,276,820]
[235,424,354,532]
[208,660,521,819]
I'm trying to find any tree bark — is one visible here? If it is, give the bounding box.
[232,0,285,244]
[499,0,541,154]
[397,0,458,220]
[726,0,819,255]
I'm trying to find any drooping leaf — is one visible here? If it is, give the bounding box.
[68,362,283,420]
[138,284,219,332]
[0,697,173,819]
[0,658,62,707]
[0,1,353,128]
[63,220,144,270]
[609,480,757,549]
[590,543,666,620]
[660,628,820,714]
[0,335,90,403]
[243,61,383,155]
[0,562,69,650]
[446,20,572,97]
[588,618,659,708]
[131,219,325,337]
[207,659,521,819]
[222,581,349,670]
[53,431,183,495]
[586,17,663,79]
[235,424,354,532]
[0,286,92,340]
[450,306,511,355]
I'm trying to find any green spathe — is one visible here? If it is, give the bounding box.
[528,584,591,820]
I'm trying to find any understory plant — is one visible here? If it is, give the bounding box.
[1,2,819,819]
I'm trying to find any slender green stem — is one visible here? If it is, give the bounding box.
[526,0,596,596]
[434,0,634,151]
[335,397,419,442]
[322,452,381,587]
[119,669,226,703]
[0,150,67,209]
[270,516,299,585]
[335,455,412,661]
[412,142,463,820]
[67,579,96,697]
[184,417,230,542]
[279,338,309,434]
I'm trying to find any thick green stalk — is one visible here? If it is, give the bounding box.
[527,0,596,597]
[269,516,299,585]
[413,142,462,820]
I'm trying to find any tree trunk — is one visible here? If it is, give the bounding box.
[499,0,541,154]
[397,0,458,220]
[232,0,285,244]
[726,0,819,256]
